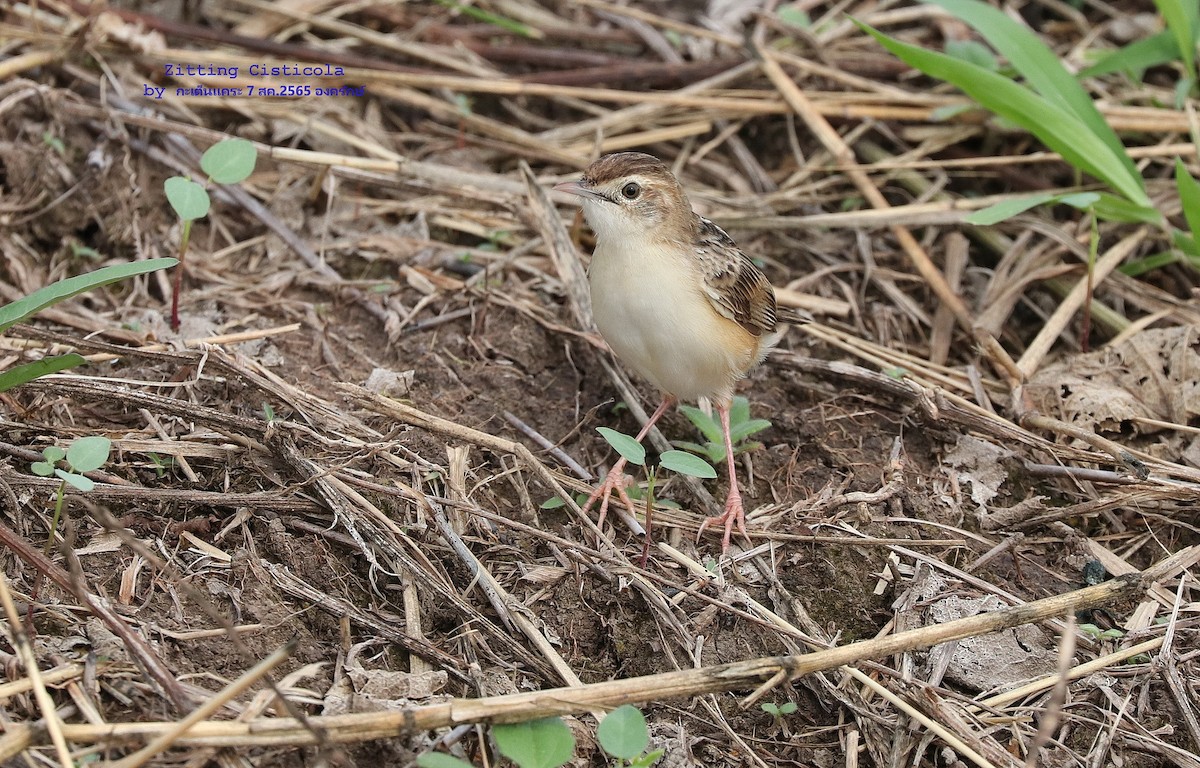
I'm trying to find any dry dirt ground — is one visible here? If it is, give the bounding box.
[2,1,1200,766]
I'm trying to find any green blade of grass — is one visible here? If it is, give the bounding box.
[859,21,1155,211]
[1079,31,1179,79]
[924,0,1140,187]
[1155,0,1198,77]
[1119,251,1181,276]
[1175,158,1200,237]
[965,192,1060,225]
[0,353,87,392]
[0,258,178,333]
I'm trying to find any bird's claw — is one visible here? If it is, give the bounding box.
[697,491,748,553]
[582,464,638,533]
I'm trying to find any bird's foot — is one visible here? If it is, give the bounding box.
[697,490,748,553]
[582,463,638,535]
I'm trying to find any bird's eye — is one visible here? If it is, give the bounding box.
[620,182,641,200]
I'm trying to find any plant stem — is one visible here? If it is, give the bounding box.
[170,219,192,331]
[44,479,66,555]
[640,468,656,567]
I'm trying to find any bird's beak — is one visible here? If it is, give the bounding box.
[554,180,605,201]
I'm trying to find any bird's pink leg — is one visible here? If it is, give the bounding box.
[697,401,749,552]
[583,396,675,534]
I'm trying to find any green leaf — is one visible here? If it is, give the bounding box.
[596,427,646,466]
[200,138,257,184]
[679,405,722,443]
[860,19,1153,210]
[931,103,976,121]
[430,0,537,37]
[629,750,665,768]
[945,39,998,70]
[31,462,55,476]
[66,436,111,473]
[778,5,810,28]
[0,259,177,334]
[1119,250,1180,277]
[43,131,66,156]
[1155,0,1198,78]
[493,717,574,768]
[415,754,476,768]
[673,440,725,463]
[540,495,566,509]
[729,396,751,426]
[1079,31,1179,79]
[659,450,718,479]
[728,418,771,443]
[598,705,650,760]
[1175,159,1200,238]
[56,469,94,492]
[164,176,211,221]
[0,353,87,393]
[1087,193,1162,223]
[1173,228,1200,256]
[964,192,1060,225]
[778,701,798,714]
[43,446,66,463]
[923,0,1139,186]
[1174,76,1195,109]
[1057,192,1102,209]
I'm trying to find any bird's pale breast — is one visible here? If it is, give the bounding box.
[589,239,759,402]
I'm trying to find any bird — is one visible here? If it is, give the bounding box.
[554,152,782,553]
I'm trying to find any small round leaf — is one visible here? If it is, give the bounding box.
[42,446,66,463]
[31,462,55,476]
[164,177,211,221]
[658,450,717,479]
[598,704,649,760]
[57,469,94,492]
[201,138,257,184]
[415,754,475,768]
[596,427,645,466]
[493,717,574,768]
[66,436,111,473]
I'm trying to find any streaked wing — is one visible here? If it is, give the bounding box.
[695,217,777,337]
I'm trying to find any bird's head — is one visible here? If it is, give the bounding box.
[554,153,692,241]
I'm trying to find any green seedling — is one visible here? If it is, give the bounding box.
[415,754,474,768]
[673,396,770,465]
[761,701,798,723]
[1081,0,1198,104]
[598,705,663,767]
[69,241,103,262]
[1079,623,1124,641]
[163,137,257,331]
[416,706,662,768]
[494,716,575,768]
[145,452,175,478]
[761,700,798,738]
[31,436,112,553]
[0,258,177,392]
[861,0,1200,273]
[42,130,66,157]
[597,425,716,565]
